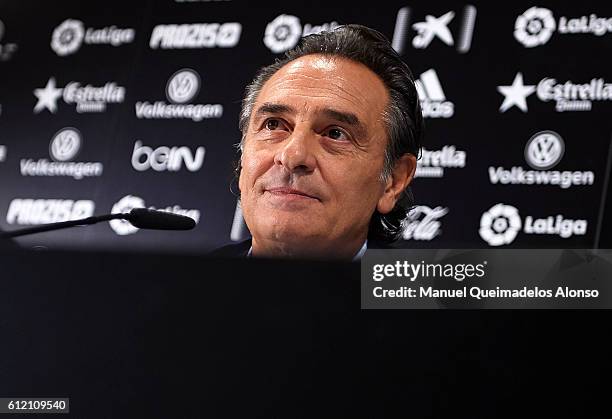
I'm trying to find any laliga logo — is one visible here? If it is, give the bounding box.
[514,7,612,48]
[263,14,339,53]
[110,195,145,236]
[51,19,85,56]
[479,203,588,246]
[524,131,564,170]
[264,15,302,53]
[479,204,522,246]
[166,69,200,104]
[110,195,201,235]
[50,127,81,162]
[514,7,556,47]
[50,18,135,56]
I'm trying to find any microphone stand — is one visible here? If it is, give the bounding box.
[0,213,128,239]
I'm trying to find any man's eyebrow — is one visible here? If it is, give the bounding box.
[321,108,367,136]
[253,103,368,138]
[321,108,360,126]
[254,103,296,117]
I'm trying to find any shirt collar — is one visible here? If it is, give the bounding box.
[247,240,368,261]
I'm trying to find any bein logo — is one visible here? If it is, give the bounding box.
[131,141,205,172]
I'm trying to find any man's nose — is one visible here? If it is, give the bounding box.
[274,127,316,173]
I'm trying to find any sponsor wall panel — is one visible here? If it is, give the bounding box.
[0,0,611,252]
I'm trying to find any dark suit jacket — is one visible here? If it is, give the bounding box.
[208,238,396,258]
[208,239,253,258]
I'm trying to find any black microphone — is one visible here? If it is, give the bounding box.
[0,208,196,239]
[126,208,196,230]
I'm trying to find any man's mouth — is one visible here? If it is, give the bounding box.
[265,187,319,201]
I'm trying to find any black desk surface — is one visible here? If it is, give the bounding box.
[0,249,608,418]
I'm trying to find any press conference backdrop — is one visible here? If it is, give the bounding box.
[0,0,611,253]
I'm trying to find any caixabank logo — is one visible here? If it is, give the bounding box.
[391,5,477,54]
[33,77,125,114]
[488,130,595,189]
[135,68,223,121]
[263,14,339,53]
[109,195,200,236]
[514,7,612,48]
[50,19,135,56]
[498,72,612,113]
[20,127,104,180]
[149,21,241,49]
[479,203,587,246]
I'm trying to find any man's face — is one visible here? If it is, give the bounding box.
[239,54,392,257]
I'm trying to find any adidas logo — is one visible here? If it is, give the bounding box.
[415,69,454,118]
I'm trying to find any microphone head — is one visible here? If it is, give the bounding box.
[127,208,196,231]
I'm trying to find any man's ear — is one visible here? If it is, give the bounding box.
[237,155,244,193]
[376,153,417,214]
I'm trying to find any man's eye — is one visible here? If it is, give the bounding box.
[326,128,349,141]
[265,119,282,130]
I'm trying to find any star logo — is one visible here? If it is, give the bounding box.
[497,72,536,113]
[33,78,63,113]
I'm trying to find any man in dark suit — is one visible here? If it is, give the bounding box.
[215,25,423,260]
[211,236,397,259]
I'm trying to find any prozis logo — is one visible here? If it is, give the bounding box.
[0,19,18,61]
[489,131,594,189]
[51,19,135,56]
[498,72,612,113]
[135,68,223,121]
[402,205,449,241]
[391,5,477,54]
[20,127,104,180]
[149,22,241,49]
[415,69,454,118]
[415,145,466,178]
[109,195,200,236]
[33,77,125,114]
[132,141,206,172]
[263,14,340,53]
[514,7,612,48]
[479,203,587,246]
[0,145,6,162]
[6,198,95,225]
